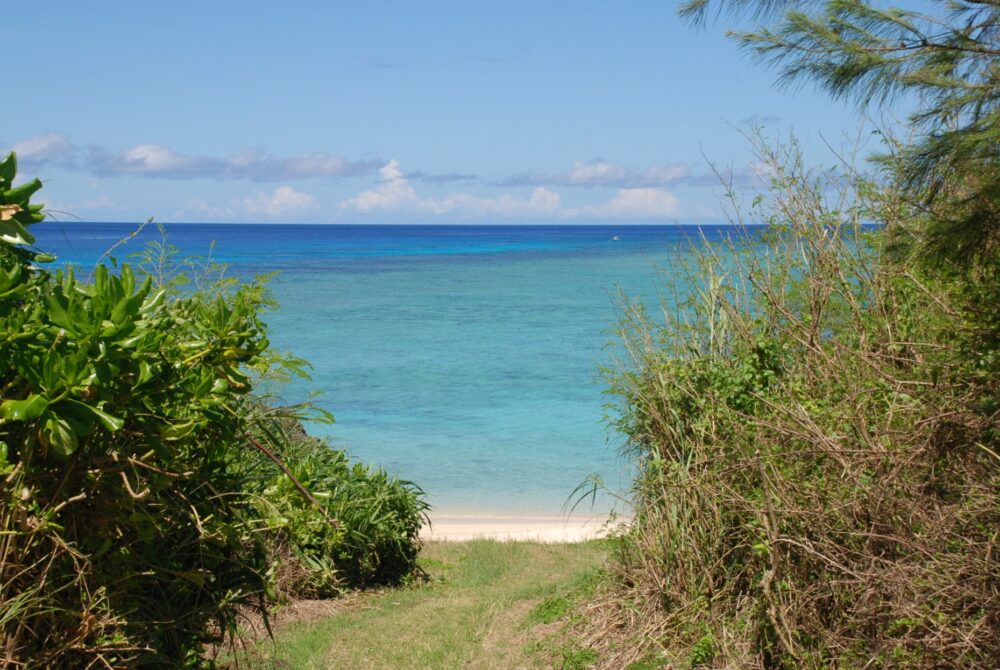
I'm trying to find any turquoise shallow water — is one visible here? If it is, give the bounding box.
[34,223,727,514]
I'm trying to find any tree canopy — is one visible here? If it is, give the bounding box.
[685,0,1000,263]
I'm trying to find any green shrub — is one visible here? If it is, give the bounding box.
[246,416,427,596]
[597,137,999,668]
[0,154,427,667]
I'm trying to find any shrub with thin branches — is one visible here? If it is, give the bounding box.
[590,135,999,668]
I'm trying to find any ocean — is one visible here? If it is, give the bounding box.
[33,223,730,515]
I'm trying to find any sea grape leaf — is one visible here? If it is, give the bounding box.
[62,399,125,433]
[40,415,79,458]
[0,395,50,422]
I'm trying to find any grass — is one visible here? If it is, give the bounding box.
[232,539,606,669]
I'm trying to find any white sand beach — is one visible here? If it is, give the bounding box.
[420,513,626,543]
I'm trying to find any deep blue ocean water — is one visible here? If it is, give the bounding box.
[33,223,734,514]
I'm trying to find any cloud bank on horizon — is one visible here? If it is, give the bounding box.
[5,131,763,223]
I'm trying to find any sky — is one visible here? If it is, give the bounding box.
[4,1,868,224]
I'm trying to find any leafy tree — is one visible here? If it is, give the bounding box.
[682,0,1000,262]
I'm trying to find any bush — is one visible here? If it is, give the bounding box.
[0,154,427,668]
[246,416,427,597]
[595,137,999,668]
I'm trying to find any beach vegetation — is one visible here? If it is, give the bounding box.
[0,155,427,668]
[594,132,999,667]
[586,1,1000,666]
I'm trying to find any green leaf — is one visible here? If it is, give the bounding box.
[0,395,50,422]
[111,289,148,325]
[4,178,43,205]
[137,359,155,385]
[0,218,35,245]
[40,415,79,458]
[0,153,16,186]
[62,399,125,432]
[164,420,196,441]
[141,288,167,314]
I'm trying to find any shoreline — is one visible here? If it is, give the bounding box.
[420,512,626,543]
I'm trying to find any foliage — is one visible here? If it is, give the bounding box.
[245,415,427,597]
[0,154,426,668]
[592,137,999,668]
[584,1,1000,666]
[682,0,1000,264]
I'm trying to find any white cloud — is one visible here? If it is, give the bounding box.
[1,133,380,182]
[95,143,380,181]
[565,160,629,185]
[339,159,424,212]
[574,187,681,219]
[339,160,680,221]
[180,185,317,221]
[113,144,193,174]
[339,160,563,218]
[501,159,692,188]
[8,133,74,165]
[240,186,317,218]
[431,187,562,217]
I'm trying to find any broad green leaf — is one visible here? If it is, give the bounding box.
[4,178,43,205]
[111,289,148,325]
[137,360,155,385]
[164,420,196,441]
[141,288,167,314]
[0,218,35,245]
[62,399,125,432]
[0,153,15,185]
[40,415,79,459]
[0,395,49,422]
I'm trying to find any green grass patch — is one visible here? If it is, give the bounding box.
[235,539,607,669]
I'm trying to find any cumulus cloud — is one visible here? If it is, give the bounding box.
[339,160,423,212]
[339,160,679,221]
[339,160,563,218]
[431,187,562,218]
[181,186,317,221]
[3,133,380,182]
[498,158,769,191]
[682,162,769,188]
[573,187,681,219]
[11,133,75,163]
[241,186,317,217]
[501,159,692,188]
[3,133,77,169]
[106,144,194,175]
[90,143,381,181]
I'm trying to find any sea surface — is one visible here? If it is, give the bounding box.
[33,223,733,515]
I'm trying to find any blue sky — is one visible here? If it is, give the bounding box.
[5,1,865,223]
